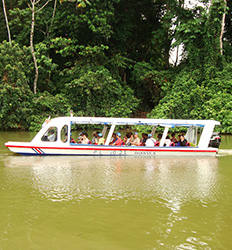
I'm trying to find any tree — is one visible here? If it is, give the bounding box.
[0,41,34,129]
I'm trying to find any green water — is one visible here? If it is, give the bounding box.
[1,132,232,249]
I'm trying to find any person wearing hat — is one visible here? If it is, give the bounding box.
[130,132,140,146]
[81,132,90,144]
[97,133,105,145]
[77,131,86,143]
[91,131,99,144]
[145,134,156,147]
[112,132,123,146]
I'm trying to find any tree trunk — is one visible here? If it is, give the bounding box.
[220,0,227,55]
[30,0,39,94]
[48,0,57,37]
[2,0,12,45]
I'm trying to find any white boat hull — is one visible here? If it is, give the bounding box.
[5,142,218,157]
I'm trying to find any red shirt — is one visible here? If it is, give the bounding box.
[115,138,123,146]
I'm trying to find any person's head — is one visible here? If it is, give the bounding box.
[50,129,54,134]
[148,134,152,138]
[166,135,170,139]
[92,131,97,137]
[83,132,88,138]
[171,132,175,137]
[180,135,185,141]
[112,133,116,138]
[97,133,102,138]
[157,133,162,140]
[79,131,85,136]
[116,132,121,138]
[134,132,138,138]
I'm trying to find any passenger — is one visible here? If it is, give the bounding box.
[97,133,105,145]
[124,132,132,146]
[170,132,178,144]
[130,132,140,146]
[141,133,148,146]
[47,129,56,141]
[91,131,98,144]
[176,134,189,146]
[112,132,123,146]
[145,134,156,147]
[81,132,90,144]
[77,131,85,143]
[123,135,129,145]
[154,133,162,146]
[164,135,171,147]
[109,133,117,145]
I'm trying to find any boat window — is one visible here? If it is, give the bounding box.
[41,127,57,142]
[61,125,68,143]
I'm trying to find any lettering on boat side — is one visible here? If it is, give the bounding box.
[135,151,156,155]
[93,150,127,155]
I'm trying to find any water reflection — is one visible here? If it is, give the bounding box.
[4,156,219,205]
[2,156,222,249]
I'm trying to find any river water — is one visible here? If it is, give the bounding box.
[0,131,232,249]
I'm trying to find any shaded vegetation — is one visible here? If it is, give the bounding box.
[0,0,231,133]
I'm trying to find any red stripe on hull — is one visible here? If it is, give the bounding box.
[6,144,217,153]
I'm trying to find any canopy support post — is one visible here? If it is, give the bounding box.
[160,127,169,147]
[105,124,116,145]
[151,126,157,137]
[102,125,108,138]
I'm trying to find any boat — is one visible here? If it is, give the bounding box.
[5,116,221,156]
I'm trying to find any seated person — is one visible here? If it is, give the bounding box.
[170,132,178,144]
[91,131,99,144]
[109,133,117,145]
[47,129,56,141]
[145,134,156,146]
[111,132,123,146]
[124,132,132,146]
[141,133,148,146]
[77,131,85,143]
[176,135,190,146]
[130,132,140,146]
[97,133,105,145]
[164,135,171,146]
[154,133,162,146]
[81,132,90,144]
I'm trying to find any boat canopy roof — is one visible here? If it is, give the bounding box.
[51,117,220,128]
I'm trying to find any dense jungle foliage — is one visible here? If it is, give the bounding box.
[0,0,231,133]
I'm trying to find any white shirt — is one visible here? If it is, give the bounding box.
[164,139,171,146]
[145,138,156,147]
[48,133,55,141]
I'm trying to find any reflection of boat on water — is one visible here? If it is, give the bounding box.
[5,117,220,156]
[4,156,219,204]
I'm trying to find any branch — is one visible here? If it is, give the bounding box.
[48,0,57,36]
[35,0,51,13]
